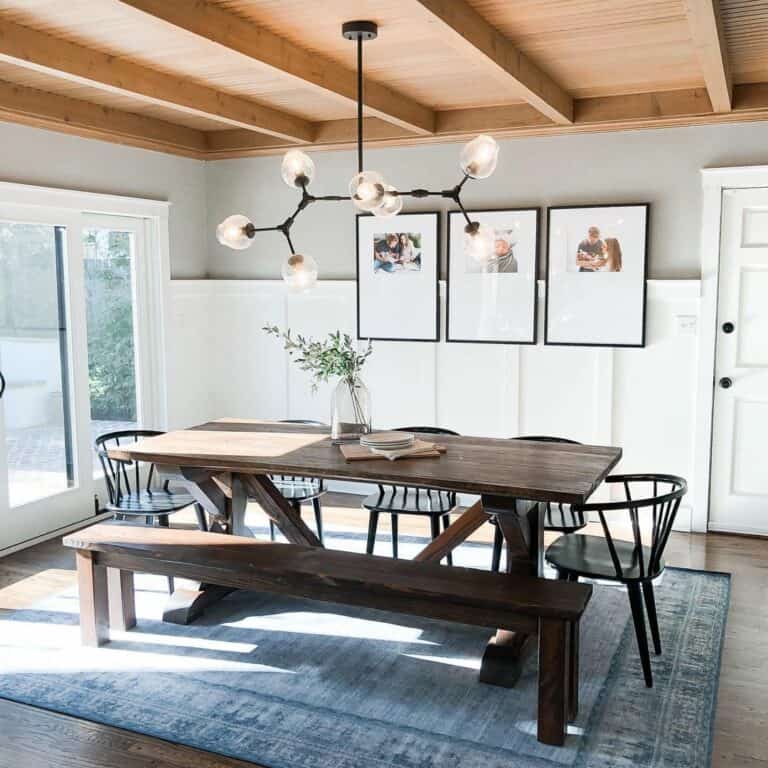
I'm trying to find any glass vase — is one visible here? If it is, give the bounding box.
[331,377,371,443]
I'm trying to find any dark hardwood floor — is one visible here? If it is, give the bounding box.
[0,494,766,768]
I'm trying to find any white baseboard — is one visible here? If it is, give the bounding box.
[707,522,768,537]
[0,511,113,558]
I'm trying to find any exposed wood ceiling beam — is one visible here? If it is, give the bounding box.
[0,78,206,157]
[0,17,314,142]
[204,85,768,158]
[117,0,436,135]
[410,0,573,125]
[683,0,733,112]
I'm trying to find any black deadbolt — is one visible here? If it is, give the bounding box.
[719,377,733,389]
[722,322,735,334]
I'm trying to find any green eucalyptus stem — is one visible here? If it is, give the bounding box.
[345,376,368,430]
[263,325,372,411]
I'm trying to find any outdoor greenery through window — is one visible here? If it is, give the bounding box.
[84,228,138,450]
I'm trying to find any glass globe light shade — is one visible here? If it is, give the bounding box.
[464,222,495,264]
[281,252,318,292]
[460,134,499,179]
[372,185,402,218]
[216,214,255,250]
[281,149,315,188]
[349,170,386,212]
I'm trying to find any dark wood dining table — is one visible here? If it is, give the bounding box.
[109,418,621,687]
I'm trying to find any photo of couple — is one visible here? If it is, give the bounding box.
[465,228,518,273]
[373,232,422,274]
[575,226,623,272]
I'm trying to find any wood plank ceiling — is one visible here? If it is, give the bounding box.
[0,0,764,158]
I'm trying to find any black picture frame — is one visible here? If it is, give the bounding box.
[544,203,650,348]
[446,207,540,345]
[356,211,440,342]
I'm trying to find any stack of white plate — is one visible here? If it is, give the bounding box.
[360,431,415,451]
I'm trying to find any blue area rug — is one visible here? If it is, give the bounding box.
[0,534,729,768]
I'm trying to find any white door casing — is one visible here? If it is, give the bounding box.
[709,186,768,534]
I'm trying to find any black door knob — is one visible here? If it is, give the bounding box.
[722,322,735,334]
[719,377,733,389]
[0,370,5,399]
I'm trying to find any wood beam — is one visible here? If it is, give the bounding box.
[411,0,573,125]
[203,85,768,159]
[683,0,733,112]
[117,0,435,135]
[0,17,314,142]
[0,78,207,157]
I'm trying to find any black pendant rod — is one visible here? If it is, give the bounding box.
[357,35,364,174]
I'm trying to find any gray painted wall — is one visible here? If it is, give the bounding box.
[0,122,207,278]
[205,120,768,281]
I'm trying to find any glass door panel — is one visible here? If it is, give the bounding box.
[0,221,75,508]
[83,225,139,477]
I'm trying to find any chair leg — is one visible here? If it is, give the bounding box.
[269,519,276,541]
[156,515,174,593]
[366,510,379,555]
[491,522,503,572]
[442,514,453,566]
[430,515,441,561]
[555,568,568,581]
[391,513,399,559]
[194,504,208,532]
[627,582,653,688]
[642,581,662,655]
[312,497,324,546]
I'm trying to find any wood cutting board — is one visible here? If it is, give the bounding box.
[340,440,447,462]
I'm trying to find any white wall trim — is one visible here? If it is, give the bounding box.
[694,164,768,533]
[0,180,170,217]
[0,511,112,558]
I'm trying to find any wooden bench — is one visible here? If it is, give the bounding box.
[63,523,592,746]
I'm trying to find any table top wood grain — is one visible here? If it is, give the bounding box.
[108,419,622,504]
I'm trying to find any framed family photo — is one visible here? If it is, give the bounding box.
[447,208,539,344]
[356,211,440,341]
[545,203,649,347]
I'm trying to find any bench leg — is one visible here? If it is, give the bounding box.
[76,551,109,647]
[568,621,579,722]
[538,618,568,746]
[107,568,136,632]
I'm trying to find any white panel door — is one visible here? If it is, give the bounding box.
[710,187,768,534]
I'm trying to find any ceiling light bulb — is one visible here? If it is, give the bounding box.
[372,185,402,218]
[281,149,316,188]
[281,252,318,292]
[216,214,255,250]
[460,135,499,179]
[464,222,495,264]
[349,170,386,212]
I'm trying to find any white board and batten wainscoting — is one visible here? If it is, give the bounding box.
[165,278,701,533]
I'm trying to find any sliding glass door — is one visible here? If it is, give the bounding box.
[0,203,162,552]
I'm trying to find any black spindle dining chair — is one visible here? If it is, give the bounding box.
[268,420,326,544]
[362,427,459,564]
[490,436,586,572]
[545,474,687,688]
[94,429,206,593]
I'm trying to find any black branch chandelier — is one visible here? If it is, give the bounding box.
[216,20,500,291]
